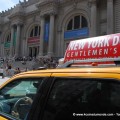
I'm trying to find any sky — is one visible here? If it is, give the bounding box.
[0,0,24,12]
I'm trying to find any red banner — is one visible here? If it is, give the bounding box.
[64,33,120,63]
[28,37,40,43]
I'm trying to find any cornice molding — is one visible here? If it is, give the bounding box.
[37,0,58,16]
[8,12,25,19]
[36,0,58,8]
[25,9,40,17]
[59,0,83,7]
[88,0,98,8]
[11,20,24,27]
[88,0,99,4]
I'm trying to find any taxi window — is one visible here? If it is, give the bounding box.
[42,78,120,120]
[0,78,43,120]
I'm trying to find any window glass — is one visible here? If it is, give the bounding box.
[39,26,40,35]
[7,36,9,42]
[81,16,88,28]
[6,33,11,42]
[30,29,34,37]
[30,26,40,37]
[74,16,80,29]
[67,19,73,30]
[43,78,120,120]
[0,78,43,120]
[34,26,38,36]
[66,15,88,31]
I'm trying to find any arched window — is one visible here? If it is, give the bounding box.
[29,25,40,37]
[67,15,88,31]
[6,33,11,42]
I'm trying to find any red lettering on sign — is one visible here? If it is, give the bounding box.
[64,33,120,62]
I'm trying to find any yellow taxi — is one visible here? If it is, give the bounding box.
[1,33,120,119]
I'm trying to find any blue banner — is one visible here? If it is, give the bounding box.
[4,42,10,48]
[44,23,49,42]
[64,28,89,40]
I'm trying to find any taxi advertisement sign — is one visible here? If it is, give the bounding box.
[64,33,120,63]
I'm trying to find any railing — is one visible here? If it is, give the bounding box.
[58,57,120,68]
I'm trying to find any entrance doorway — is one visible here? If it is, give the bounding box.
[29,46,39,58]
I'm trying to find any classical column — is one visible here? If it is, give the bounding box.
[0,32,4,57]
[39,15,45,56]
[48,13,55,56]
[15,24,21,57]
[107,0,113,34]
[90,0,97,37]
[57,28,62,56]
[23,37,26,56]
[10,25,14,58]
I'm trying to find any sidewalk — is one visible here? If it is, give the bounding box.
[0,77,10,86]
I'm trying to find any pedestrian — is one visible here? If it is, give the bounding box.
[0,67,4,78]
[32,68,35,70]
[15,67,21,74]
[6,65,15,77]
[56,58,64,68]
[25,67,29,72]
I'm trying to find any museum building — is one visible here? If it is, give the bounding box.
[0,0,118,58]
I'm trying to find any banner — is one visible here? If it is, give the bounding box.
[64,33,120,62]
[44,23,49,42]
[64,28,89,40]
[4,42,10,48]
[28,37,40,44]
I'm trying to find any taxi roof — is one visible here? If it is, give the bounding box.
[1,66,120,89]
[14,66,120,75]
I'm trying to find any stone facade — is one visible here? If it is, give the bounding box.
[0,0,118,58]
